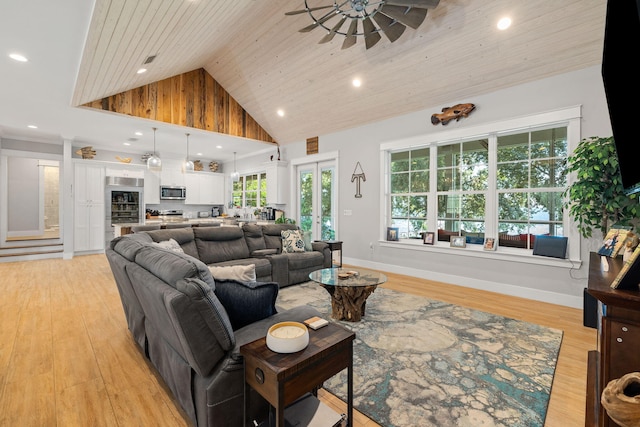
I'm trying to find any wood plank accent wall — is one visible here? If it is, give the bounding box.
[82,68,276,144]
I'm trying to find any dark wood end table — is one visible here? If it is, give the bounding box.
[240,321,355,427]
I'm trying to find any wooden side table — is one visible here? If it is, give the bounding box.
[240,322,355,427]
[324,240,343,267]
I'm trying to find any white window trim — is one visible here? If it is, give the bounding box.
[379,105,582,267]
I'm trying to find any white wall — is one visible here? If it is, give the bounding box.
[235,65,611,308]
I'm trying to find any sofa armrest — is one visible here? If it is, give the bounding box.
[251,248,278,257]
[311,242,332,268]
[266,254,289,287]
[213,279,279,330]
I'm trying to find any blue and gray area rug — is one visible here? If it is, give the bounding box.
[277,282,563,427]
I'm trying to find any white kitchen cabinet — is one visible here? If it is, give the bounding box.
[184,173,200,204]
[144,169,160,204]
[265,160,289,205]
[160,160,185,187]
[184,172,224,205]
[199,173,224,204]
[74,163,105,252]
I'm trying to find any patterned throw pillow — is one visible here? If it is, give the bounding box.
[154,238,184,253]
[281,229,305,253]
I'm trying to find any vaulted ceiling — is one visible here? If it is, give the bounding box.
[0,0,607,161]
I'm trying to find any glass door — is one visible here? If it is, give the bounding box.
[297,160,336,241]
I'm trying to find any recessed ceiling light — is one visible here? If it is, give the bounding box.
[135,131,143,136]
[9,53,28,62]
[497,17,512,30]
[196,152,203,156]
[123,142,131,146]
[27,124,38,129]
[216,145,223,149]
[277,109,285,117]
[352,78,362,88]
[137,68,147,74]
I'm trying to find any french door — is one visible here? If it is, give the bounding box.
[296,159,337,241]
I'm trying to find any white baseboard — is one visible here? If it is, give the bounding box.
[343,256,583,309]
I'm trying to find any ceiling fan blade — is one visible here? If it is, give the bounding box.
[319,16,347,43]
[363,17,382,49]
[372,9,406,42]
[341,20,358,49]
[285,5,335,16]
[299,12,338,33]
[385,0,440,8]
[380,5,428,29]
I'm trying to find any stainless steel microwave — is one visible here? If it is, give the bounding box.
[160,186,186,200]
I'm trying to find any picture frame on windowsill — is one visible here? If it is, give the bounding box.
[423,232,435,245]
[386,227,399,241]
[483,237,497,251]
[450,236,466,248]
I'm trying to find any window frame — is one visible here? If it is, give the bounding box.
[379,106,582,263]
[231,172,267,208]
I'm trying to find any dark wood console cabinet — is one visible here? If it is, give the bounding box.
[586,252,640,427]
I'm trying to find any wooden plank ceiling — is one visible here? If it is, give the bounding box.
[82,68,276,144]
[72,0,607,145]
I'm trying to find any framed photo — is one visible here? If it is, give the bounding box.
[386,227,399,241]
[423,232,435,245]
[450,236,466,248]
[483,237,496,251]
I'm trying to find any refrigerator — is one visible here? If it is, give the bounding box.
[105,176,144,245]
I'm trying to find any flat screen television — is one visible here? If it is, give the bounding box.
[601,0,640,195]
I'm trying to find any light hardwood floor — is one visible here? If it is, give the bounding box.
[0,255,596,426]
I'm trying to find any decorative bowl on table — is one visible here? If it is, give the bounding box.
[266,321,309,353]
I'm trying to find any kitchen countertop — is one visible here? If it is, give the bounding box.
[112,218,274,227]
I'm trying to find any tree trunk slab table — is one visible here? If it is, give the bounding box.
[309,268,388,322]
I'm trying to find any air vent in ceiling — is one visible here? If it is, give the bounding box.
[143,55,156,65]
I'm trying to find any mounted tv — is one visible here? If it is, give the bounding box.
[601,0,640,195]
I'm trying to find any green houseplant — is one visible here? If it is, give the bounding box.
[563,136,638,238]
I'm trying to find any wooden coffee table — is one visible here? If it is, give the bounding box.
[240,321,355,427]
[309,268,388,322]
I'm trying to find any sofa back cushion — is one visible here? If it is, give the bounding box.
[193,226,251,264]
[110,233,153,261]
[261,224,299,253]
[171,278,235,375]
[242,224,267,254]
[134,244,215,289]
[144,228,199,259]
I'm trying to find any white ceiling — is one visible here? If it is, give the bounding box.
[0,0,607,163]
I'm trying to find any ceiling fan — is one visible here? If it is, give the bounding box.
[285,0,441,50]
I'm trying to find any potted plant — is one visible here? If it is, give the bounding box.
[563,136,639,239]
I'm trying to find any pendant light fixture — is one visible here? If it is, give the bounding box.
[182,132,194,173]
[147,127,162,171]
[231,151,239,182]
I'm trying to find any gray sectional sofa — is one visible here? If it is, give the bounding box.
[105,223,330,427]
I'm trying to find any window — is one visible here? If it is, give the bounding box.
[436,138,488,241]
[497,128,567,249]
[232,173,267,208]
[382,106,578,255]
[390,148,429,238]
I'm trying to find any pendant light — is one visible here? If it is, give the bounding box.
[182,132,194,173]
[231,151,239,182]
[147,127,162,171]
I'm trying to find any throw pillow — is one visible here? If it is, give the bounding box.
[208,264,256,282]
[281,229,305,253]
[302,230,313,251]
[214,280,278,330]
[154,238,184,253]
